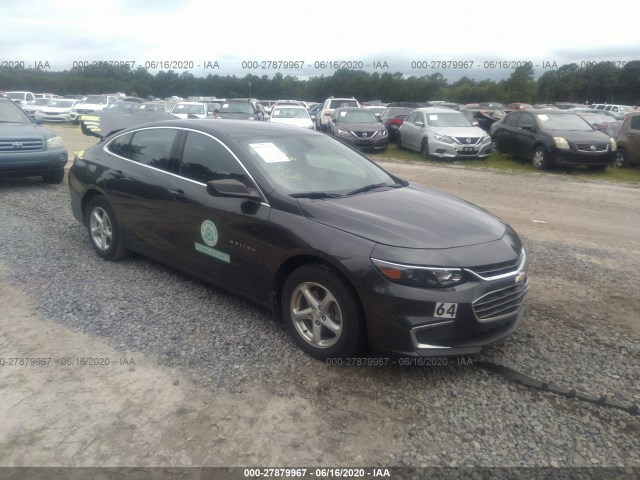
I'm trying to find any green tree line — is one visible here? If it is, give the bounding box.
[1,61,639,105]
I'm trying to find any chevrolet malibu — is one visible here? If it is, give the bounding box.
[68,120,528,359]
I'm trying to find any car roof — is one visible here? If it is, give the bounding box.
[414,107,461,113]
[115,119,321,138]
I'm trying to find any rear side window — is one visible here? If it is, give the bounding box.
[108,128,178,172]
[630,116,640,130]
[179,132,247,184]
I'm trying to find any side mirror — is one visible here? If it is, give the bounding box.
[207,179,262,203]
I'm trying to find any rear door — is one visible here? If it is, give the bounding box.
[164,130,270,301]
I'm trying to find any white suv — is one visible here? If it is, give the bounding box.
[69,94,121,122]
[317,97,360,131]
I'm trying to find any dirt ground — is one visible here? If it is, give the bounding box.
[1,124,639,467]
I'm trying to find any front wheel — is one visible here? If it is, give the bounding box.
[85,196,128,260]
[612,150,628,168]
[532,147,551,169]
[281,264,364,360]
[420,139,430,159]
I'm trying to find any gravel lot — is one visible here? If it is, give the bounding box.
[0,124,639,470]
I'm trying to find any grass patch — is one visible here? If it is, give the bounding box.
[374,143,640,184]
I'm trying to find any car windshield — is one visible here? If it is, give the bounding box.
[337,110,378,123]
[220,102,254,114]
[238,134,397,195]
[82,96,108,104]
[329,100,358,109]
[48,100,75,108]
[271,108,309,118]
[6,92,25,100]
[537,113,593,131]
[0,100,31,123]
[139,103,166,111]
[172,104,205,114]
[426,112,471,127]
[29,99,51,106]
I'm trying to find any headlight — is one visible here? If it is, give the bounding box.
[337,128,350,136]
[553,137,570,150]
[610,137,617,150]
[434,134,455,144]
[46,136,64,149]
[481,135,491,144]
[371,258,465,288]
[380,129,388,136]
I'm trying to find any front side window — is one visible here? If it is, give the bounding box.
[108,129,178,172]
[180,132,247,184]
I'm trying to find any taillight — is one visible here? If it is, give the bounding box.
[390,117,403,125]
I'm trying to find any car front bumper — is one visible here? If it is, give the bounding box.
[0,148,68,176]
[335,134,388,151]
[361,249,529,357]
[551,149,615,167]
[430,139,492,159]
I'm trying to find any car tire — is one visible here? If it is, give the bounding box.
[491,139,501,153]
[85,196,128,260]
[42,168,65,184]
[281,263,364,360]
[612,150,628,168]
[532,147,551,169]
[420,139,430,159]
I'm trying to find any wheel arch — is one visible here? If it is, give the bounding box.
[80,189,107,226]
[271,254,368,339]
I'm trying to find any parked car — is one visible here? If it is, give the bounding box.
[490,110,617,169]
[307,103,323,123]
[505,103,533,112]
[170,101,217,119]
[398,107,492,159]
[459,107,506,132]
[70,94,121,122]
[268,104,314,129]
[590,104,634,115]
[317,97,360,131]
[68,119,528,359]
[214,100,264,120]
[21,98,52,119]
[329,107,388,152]
[613,112,640,167]
[569,108,625,121]
[378,103,426,141]
[4,91,35,106]
[41,99,80,122]
[0,97,67,183]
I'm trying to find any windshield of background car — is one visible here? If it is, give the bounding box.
[238,134,396,195]
[82,96,108,104]
[220,102,254,114]
[329,100,359,109]
[537,113,593,131]
[48,100,75,108]
[271,107,309,118]
[30,99,51,106]
[172,104,205,114]
[338,110,379,123]
[0,99,31,123]
[425,112,472,127]
[6,93,25,100]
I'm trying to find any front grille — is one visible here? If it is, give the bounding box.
[352,131,378,138]
[454,136,481,145]
[0,138,44,152]
[576,143,608,152]
[75,108,95,114]
[467,256,521,279]
[472,282,528,321]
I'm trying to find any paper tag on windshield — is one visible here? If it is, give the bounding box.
[340,111,347,117]
[537,114,549,121]
[429,115,438,120]
[249,143,291,163]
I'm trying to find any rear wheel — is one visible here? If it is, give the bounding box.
[42,168,64,184]
[532,147,551,169]
[85,196,128,260]
[281,264,364,360]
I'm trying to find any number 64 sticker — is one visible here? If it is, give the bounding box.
[434,302,458,319]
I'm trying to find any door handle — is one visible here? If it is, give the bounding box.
[169,189,188,201]
[109,170,125,179]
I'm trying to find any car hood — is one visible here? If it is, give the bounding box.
[42,107,72,113]
[545,129,611,142]
[431,126,487,138]
[0,122,51,139]
[216,112,255,119]
[297,185,506,248]
[338,122,384,132]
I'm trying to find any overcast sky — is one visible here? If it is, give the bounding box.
[2,0,639,80]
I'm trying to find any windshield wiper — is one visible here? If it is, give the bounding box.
[289,191,343,199]
[346,182,403,196]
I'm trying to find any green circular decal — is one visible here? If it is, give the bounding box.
[200,220,218,247]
